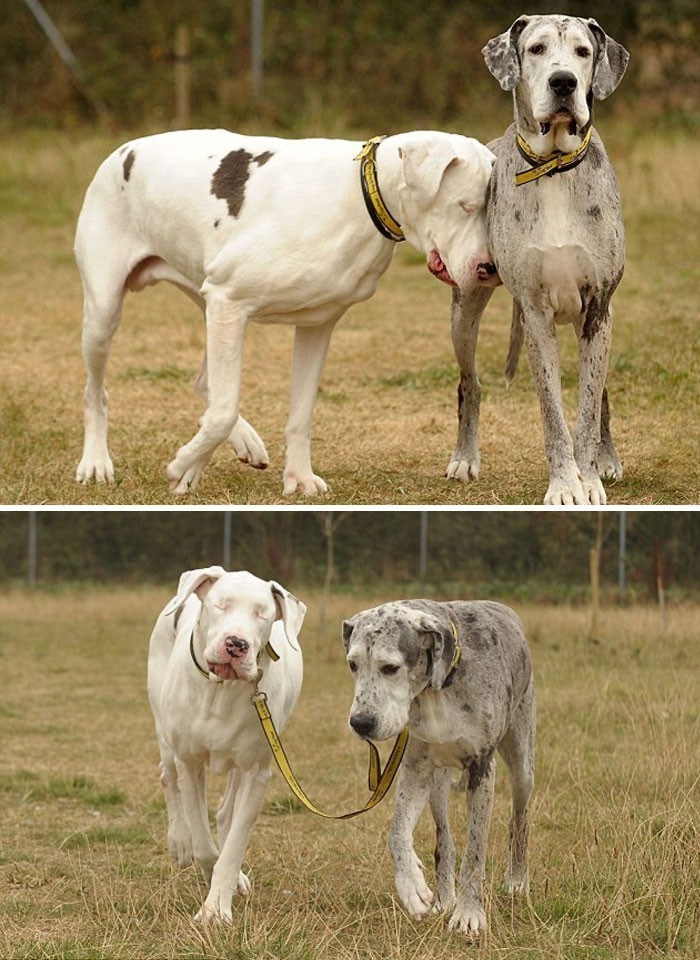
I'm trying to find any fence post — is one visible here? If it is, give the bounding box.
[175,24,190,128]
[28,512,37,588]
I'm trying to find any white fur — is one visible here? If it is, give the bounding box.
[74,129,497,496]
[147,568,305,922]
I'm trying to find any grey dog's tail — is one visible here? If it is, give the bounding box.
[505,300,524,385]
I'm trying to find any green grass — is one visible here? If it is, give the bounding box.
[0,124,698,504]
[0,586,698,959]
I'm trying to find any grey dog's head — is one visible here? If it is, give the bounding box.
[483,15,629,135]
[343,601,458,741]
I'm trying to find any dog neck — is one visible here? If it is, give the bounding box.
[355,136,405,243]
[512,91,594,186]
[513,87,593,160]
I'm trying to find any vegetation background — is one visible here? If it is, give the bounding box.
[2,0,698,131]
[2,509,698,601]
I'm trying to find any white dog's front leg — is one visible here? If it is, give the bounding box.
[388,759,435,920]
[193,351,270,469]
[283,318,339,496]
[166,298,248,494]
[196,764,271,923]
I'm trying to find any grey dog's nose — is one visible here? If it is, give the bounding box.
[225,636,249,655]
[349,713,375,738]
[549,70,578,96]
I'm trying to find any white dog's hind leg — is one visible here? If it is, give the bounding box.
[159,757,193,867]
[75,267,130,484]
[174,758,218,887]
[283,318,339,496]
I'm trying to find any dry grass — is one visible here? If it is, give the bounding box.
[0,585,698,959]
[0,125,698,505]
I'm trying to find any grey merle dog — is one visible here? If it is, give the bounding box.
[344,599,536,937]
[447,15,629,505]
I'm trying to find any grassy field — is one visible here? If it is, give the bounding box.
[0,585,697,959]
[0,122,698,505]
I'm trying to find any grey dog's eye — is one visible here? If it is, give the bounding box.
[529,43,545,55]
[347,660,358,673]
[575,46,591,58]
[380,664,400,676]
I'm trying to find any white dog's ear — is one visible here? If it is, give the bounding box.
[163,566,227,616]
[399,138,460,207]
[270,582,306,651]
[418,614,459,691]
[585,19,629,100]
[482,16,531,91]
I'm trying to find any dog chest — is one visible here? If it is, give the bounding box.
[409,688,487,766]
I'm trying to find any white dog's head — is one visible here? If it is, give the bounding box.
[394,132,501,291]
[165,567,306,682]
[343,602,459,741]
[483,15,629,153]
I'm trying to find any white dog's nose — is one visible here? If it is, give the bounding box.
[224,636,249,656]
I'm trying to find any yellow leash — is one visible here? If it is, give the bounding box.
[251,681,408,819]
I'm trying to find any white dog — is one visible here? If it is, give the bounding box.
[74,129,499,496]
[147,567,305,921]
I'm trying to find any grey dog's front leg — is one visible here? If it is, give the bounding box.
[388,754,435,920]
[446,286,494,482]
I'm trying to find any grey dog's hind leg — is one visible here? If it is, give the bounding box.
[497,681,535,893]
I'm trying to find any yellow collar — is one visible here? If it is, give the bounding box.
[354,136,405,242]
[515,126,593,186]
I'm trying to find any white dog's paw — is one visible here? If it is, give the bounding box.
[167,833,193,868]
[282,470,328,496]
[237,870,252,897]
[166,454,211,495]
[193,903,233,925]
[228,417,270,470]
[447,900,487,937]
[76,453,114,484]
[445,455,479,482]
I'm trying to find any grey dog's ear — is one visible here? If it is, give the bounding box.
[482,16,531,91]
[342,618,356,652]
[585,19,629,100]
[417,614,459,691]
